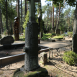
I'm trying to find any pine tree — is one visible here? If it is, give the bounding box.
[23,11,29,34]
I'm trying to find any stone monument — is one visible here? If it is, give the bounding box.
[23,0,40,71]
[13,0,48,76]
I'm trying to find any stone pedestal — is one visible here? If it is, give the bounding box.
[23,22,39,71]
[13,67,48,77]
[72,34,77,53]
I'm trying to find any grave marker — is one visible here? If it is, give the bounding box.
[23,0,40,71]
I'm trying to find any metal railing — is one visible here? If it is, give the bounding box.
[48,44,72,59]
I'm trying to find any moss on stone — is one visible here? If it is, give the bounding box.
[13,71,24,77]
[24,71,39,77]
[13,67,48,77]
[24,68,48,77]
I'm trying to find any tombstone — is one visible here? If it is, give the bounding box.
[14,17,19,41]
[0,36,14,46]
[56,29,60,34]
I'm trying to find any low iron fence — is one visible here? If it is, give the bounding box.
[48,44,72,59]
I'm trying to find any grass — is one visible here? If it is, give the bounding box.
[63,51,77,65]
[43,33,52,36]
[52,35,63,39]
[67,32,73,37]
[41,33,52,40]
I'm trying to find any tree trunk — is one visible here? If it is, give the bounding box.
[10,3,13,35]
[39,0,43,38]
[56,3,60,34]
[55,7,58,29]
[16,0,20,39]
[25,0,27,15]
[0,6,2,38]
[21,0,23,33]
[56,3,60,30]
[72,2,77,53]
[52,1,55,32]
[50,8,52,32]
[6,0,9,35]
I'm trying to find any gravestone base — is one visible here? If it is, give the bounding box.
[13,67,48,77]
[3,44,12,49]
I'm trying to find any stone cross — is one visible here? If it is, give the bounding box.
[29,0,35,21]
[23,0,40,71]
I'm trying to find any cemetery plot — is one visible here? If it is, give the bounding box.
[0,45,77,77]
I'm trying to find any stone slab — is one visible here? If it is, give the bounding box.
[0,36,14,45]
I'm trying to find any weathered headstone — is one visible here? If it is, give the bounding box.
[0,36,14,46]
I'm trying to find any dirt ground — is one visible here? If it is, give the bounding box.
[0,47,24,58]
[1,48,77,77]
[0,37,72,58]
[0,38,76,77]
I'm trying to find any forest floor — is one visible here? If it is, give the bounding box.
[0,37,76,77]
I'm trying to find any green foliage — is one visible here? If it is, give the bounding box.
[53,35,63,39]
[19,34,25,41]
[61,32,73,37]
[41,36,48,40]
[63,51,77,65]
[44,33,52,36]
[40,20,44,32]
[52,33,56,36]
[3,30,8,35]
[41,33,52,40]
[61,33,68,37]
[0,0,16,20]
[46,0,76,7]
[67,32,73,37]
[23,11,29,33]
